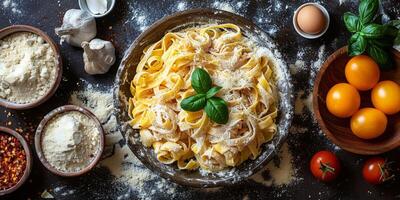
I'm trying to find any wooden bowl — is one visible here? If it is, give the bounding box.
[34,105,105,177]
[0,126,33,196]
[115,8,293,187]
[0,25,63,110]
[313,46,400,155]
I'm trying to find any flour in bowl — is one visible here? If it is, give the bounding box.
[0,32,58,104]
[42,111,101,173]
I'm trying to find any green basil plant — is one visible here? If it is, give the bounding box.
[344,0,400,70]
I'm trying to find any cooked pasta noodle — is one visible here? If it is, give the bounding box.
[128,23,278,171]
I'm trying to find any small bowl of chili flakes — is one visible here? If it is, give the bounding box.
[0,126,32,196]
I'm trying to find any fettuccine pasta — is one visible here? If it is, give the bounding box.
[128,23,278,171]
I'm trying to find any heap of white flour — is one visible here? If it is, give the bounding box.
[42,111,101,172]
[0,32,57,103]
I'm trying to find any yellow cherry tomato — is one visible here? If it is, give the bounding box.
[345,55,380,91]
[350,108,387,139]
[326,83,360,118]
[371,80,400,115]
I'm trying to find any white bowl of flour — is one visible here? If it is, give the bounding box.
[0,25,62,110]
[34,105,104,177]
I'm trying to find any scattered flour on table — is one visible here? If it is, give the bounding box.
[338,0,357,6]
[289,45,326,117]
[212,1,235,13]
[68,82,179,200]
[1,0,21,14]
[176,1,187,11]
[252,1,285,37]
[265,25,278,36]
[69,86,113,124]
[289,125,308,134]
[69,84,121,159]
[294,90,313,116]
[125,1,249,33]
[125,2,150,32]
[211,1,248,15]
[294,90,306,115]
[289,60,306,75]
[251,143,297,187]
[273,1,284,12]
[288,45,327,136]
[310,45,326,85]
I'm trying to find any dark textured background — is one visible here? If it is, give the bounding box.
[1,0,399,199]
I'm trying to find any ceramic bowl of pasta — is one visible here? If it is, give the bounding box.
[115,9,293,187]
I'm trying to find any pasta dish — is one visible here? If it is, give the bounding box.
[128,23,278,171]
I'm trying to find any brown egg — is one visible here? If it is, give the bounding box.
[296,5,326,34]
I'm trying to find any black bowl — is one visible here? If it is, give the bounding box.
[114,8,293,188]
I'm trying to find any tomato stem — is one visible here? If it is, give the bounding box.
[378,162,394,183]
[320,161,335,180]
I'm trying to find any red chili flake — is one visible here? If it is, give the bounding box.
[0,132,27,190]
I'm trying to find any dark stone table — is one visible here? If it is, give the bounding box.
[1,0,399,199]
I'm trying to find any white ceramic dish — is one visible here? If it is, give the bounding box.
[78,0,116,18]
[293,3,330,39]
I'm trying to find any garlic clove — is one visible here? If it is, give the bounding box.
[55,9,97,47]
[82,38,116,75]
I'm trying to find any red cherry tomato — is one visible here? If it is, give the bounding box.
[310,151,341,182]
[362,157,393,185]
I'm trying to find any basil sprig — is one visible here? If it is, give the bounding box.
[343,12,359,33]
[191,68,212,94]
[358,0,378,25]
[206,86,222,99]
[205,97,228,124]
[388,20,400,45]
[343,0,399,70]
[180,68,229,124]
[180,94,207,112]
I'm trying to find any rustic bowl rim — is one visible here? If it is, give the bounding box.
[0,25,63,110]
[313,45,400,155]
[0,126,33,196]
[114,8,293,187]
[34,105,105,177]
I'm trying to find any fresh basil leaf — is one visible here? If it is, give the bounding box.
[180,94,207,112]
[191,68,212,94]
[388,20,400,29]
[205,97,228,124]
[383,24,399,38]
[368,38,394,48]
[358,0,379,25]
[387,21,400,45]
[367,44,393,70]
[360,24,386,38]
[395,34,400,45]
[206,86,222,99]
[344,12,359,33]
[348,33,367,56]
[356,21,364,32]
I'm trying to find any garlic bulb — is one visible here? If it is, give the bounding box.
[55,9,97,47]
[82,39,116,75]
